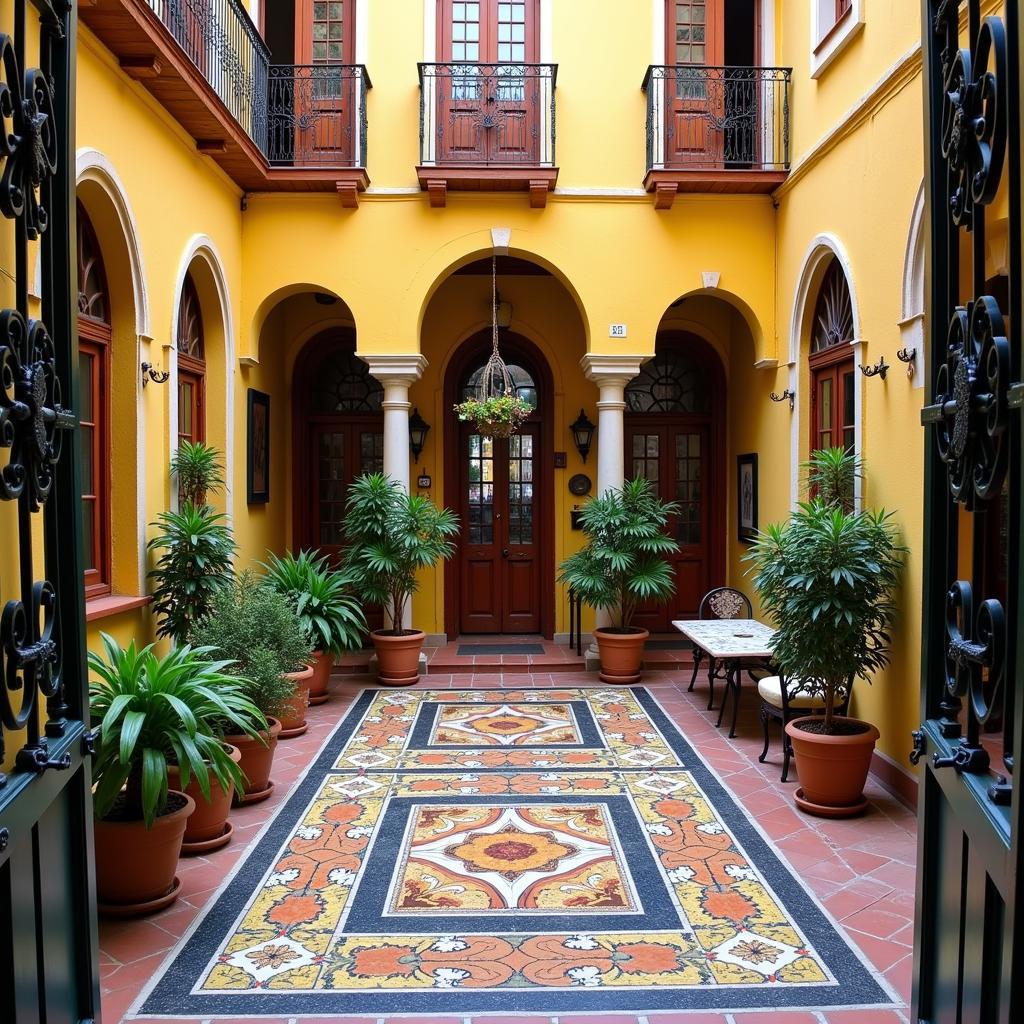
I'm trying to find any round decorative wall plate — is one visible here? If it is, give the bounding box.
[568,473,592,496]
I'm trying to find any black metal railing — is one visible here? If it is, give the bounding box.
[643,65,791,173]
[419,62,557,167]
[267,65,370,167]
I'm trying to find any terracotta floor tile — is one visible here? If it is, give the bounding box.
[733,1013,821,1023]
[646,1015,732,1024]
[825,1011,907,1023]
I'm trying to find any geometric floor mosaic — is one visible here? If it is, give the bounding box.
[135,688,898,1016]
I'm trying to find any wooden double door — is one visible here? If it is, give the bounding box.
[458,422,542,633]
[626,418,716,633]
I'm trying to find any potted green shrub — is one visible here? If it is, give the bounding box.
[89,634,262,914]
[148,505,235,643]
[262,549,367,704]
[454,393,532,438]
[558,478,680,684]
[746,448,905,817]
[195,573,314,802]
[170,440,224,508]
[342,473,458,685]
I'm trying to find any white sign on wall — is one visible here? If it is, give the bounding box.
[609,324,628,338]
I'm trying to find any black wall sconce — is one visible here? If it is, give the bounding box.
[896,347,917,378]
[408,408,430,463]
[860,357,889,381]
[141,361,169,387]
[570,408,596,463]
[770,388,795,411]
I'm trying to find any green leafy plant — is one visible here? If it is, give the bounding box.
[745,450,906,734]
[261,549,367,655]
[193,572,314,720]
[170,440,225,508]
[804,445,861,512]
[88,633,265,828]
[148,505,235,643]
[557,478,680,632]
[342,473,459,635]
[454,394,533,438]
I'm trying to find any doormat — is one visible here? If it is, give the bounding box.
[134,688,898,1018]
[456,642,546,655]
[645,639,694,650]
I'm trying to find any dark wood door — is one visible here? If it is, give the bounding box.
[0,3,102,1021]
[459,423,541,633]
[627,421,712,632]
[437,0,540,164]
[914,4,1024,1021]
[665,0,725,167]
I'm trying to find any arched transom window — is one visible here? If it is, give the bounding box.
[809,256,856,453]
[177,270,206,447]
[309,347,384,413]
[811,258,855,353]
[461,361,538,410]
[625,350,710,414]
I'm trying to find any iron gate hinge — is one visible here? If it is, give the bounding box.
[0,827,8,852]
[14,746,71,774]
[1007,382,1024,408]
[82,729,99,758]
[910,729,927,765]
[932,742,990,774]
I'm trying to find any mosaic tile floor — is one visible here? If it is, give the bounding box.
[127,685,904,1020]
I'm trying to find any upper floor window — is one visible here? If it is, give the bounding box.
[439,1,538,64]
[177,272,206,449]
[77,203,111,596]
[811,0,863,78]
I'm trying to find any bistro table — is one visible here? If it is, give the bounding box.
[672,618,776,738]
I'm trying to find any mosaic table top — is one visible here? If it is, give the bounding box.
[673,618,776,659]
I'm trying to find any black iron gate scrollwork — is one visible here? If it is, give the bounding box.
[0,1,102,1021]
[915,1,1024,1020]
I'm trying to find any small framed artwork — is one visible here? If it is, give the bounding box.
[737,453,758,543]
[247,389,270,504]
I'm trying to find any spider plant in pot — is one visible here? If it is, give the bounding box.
[558,478,680,684]
[195,574,315,802]
[170,440,225,508]
[89,634,263,914]
[746,448,905,817]
[342,473,458,685]
[261,549,367,704]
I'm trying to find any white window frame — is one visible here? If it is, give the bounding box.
[810,0,864,79]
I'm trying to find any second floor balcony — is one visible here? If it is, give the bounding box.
[417,62,558,207]
[642,65,792,208]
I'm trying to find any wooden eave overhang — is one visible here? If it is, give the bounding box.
[416,166,559,208]
[643,168,789,208]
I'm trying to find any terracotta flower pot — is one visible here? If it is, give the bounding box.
[224,718,281,806]
[785,715,880,818]
[94,790,195,916]
[593,627,650,685]
[278,665,313,738]
[167,743,241,854]
[308,649,334,705]
[371,629,425,686]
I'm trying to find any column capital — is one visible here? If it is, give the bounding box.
[358,352,428,388]
[579,352,649,388]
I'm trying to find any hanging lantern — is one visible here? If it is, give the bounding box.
[453,256,533,439]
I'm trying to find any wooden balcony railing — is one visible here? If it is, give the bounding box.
[417,62,558,207]
[642,65,792,207]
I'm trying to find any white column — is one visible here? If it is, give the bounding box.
[580,354,647,630]
[360,354,429,494]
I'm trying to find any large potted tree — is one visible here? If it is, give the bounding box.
[558,478,680,684]
[262,549,367,704]
[342,473,458,686]
[746,448,905,817]
[89,634,262,914]
[195,573,314,801]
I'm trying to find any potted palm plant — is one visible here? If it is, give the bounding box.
[89,634,262,914]
[746,448,905,817]
[342,473,458,685]
[558,478,680,684]
[261,549,367,704]
[195,574,314,802]
[170,440,224,508]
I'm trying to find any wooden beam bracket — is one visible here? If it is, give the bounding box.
[119,55,162,80]
[426,179,447,208]
[529,179,550,209]
[336,181,360,208]
[654,182,679,210]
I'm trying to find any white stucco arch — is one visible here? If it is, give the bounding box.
[788,233,864,507]
[900,183,927,389]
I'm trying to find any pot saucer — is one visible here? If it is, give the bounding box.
[181,821,234,856]
[794,787,869,819]
[376,674,419,687]
[98,876,181,918]
[598,672,642,685]
[308,693,330,706]
[279,721,308,739]
[235,780,275,807]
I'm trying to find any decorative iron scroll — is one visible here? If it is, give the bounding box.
[945,581,1005,730]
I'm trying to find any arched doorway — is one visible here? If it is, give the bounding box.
[292,328,383,558]
[444,331,554,637]
[624,332,726,630]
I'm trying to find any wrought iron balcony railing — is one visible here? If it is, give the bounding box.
[418,63,557,167]
[267,65,370,167]
[643,65,791,174]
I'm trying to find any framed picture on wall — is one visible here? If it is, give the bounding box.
[737,453,758,543]
[247,389,270,504]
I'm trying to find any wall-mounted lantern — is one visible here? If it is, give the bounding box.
[570,408,596,463]
[409,408,430,463]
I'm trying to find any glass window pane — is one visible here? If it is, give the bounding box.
[80,425,94,492]
[82,499,96,570]
[79,352,94,420]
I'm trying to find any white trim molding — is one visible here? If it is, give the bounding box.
[355,0,369,64]
[423,0,436,62]
[811,0,865,79]
[901,183,927,389]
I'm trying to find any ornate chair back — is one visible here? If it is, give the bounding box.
[698,586,752,621]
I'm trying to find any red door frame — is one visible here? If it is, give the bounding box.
[443,330,554,639]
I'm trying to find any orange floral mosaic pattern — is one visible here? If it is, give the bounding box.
[431,702,580,746]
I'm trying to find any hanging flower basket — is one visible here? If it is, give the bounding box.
[454,394,533,439]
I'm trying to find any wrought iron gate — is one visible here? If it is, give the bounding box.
[0,2,102,1022]
[915,1,1024,1020]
